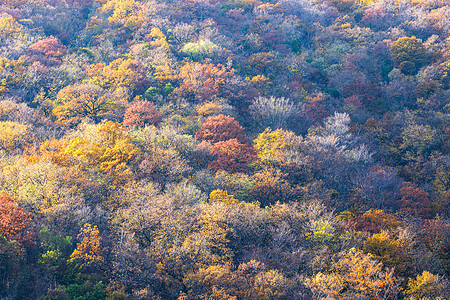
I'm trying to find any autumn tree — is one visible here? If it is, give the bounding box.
[252,128,304,169]
[353,209,401,234]
[0,57,24,95]
[0,13,28,44]
[246,52,279,75]
[98,0,146,29]
[196,114,248,144]
[181,39,220,61]
[0,121,28,152]
[362,231,410,277]
[195,102,223,118]
[405,271,448,300]
[209,139,256,173]
[184,260,290,300]
[172,62,235,103]
[122,100,162,127]
[209,189,239,205]
[0,194,35,245]
[28,36,67,65]
[87,58,147,93]
[39,121,141,186]
[70,223,104,269]
[391,36,428,75]
[249,169,296,207]
[306,248,399,299]
[53,84,126,125]
[399,182,432,218]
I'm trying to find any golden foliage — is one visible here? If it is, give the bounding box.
[39,121,140,185]
[363,231,408,276]
[70,223,104,268]
[99,0,146,29]
[53,84,126,125]
[306,248,398,299]
[405,271,446,300]
[87,58,145,91]
[196,102,223,117]
[209,189,239,205]
[0,57,24,94]
[253,128,302,168]
[362,209,401,230]
[0,121,28,152]
[0,14,23,38]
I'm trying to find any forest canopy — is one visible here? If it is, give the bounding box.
[0,0,449,299]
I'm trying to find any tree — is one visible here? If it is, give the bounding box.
[0,57,24,95]
[181,39,220,61]
[399,182,432,218]
[400,124,436,158]
[53,84,126,125]
[87,58,147,92]
[353,209,401,234]
[70,223,105,269]
[405,271,448,300]
[0,13,26,42]
[122,100,162,127]
[0,236,27,299]
[209,189,239,205]
[0,121,28,152]
[0,194,35,245]
[249,169,296,207]
[391,36,427,75]
[172,62,235,103]
[362,231,410,277]
[99,0,146,29]
[306,248,398,299]
[306,220,335,247]
[252,128,304,169]
[209,139,256,173]
[246,52,279,75]
[195,102,223,117]
[196,114,248,144]
[183,260,290,300]
[249,96,298,130]
[28,36,67,65]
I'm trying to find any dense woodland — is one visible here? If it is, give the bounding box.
[0,0,449,299]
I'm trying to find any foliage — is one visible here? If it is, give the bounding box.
[122,99,162,127]
[182,39,220,60]
[209,138,256,173]
[99,0,146,29]
[306,248,398,299]
[53,84,126,125]
[28,36,67,65]
[87,58,146,92]
[172,62,235,102]
[183,260,290,300]
[249,96,298,130]
[196,114,248,144]
[195,102,223,117]
[70,223,104,269]
[306,220,335,246]
[399,182,432,218]
[0,0,449,298]
[362,231,409,277]
[0,121,28,152]
[252,128,303,168]
[209,189,239,205]
[391,36,428,75]
[405,271,448,300]
[0,194,35,245]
